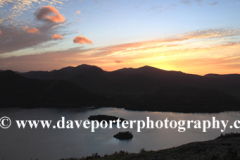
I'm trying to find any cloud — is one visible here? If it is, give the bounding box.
[0,11,66,55]
[23,26,40,34]
[1,27,240,75]
[0,47,90,71]
[0,30,2,34]
[0,27,237,56]
[73,36,93,44]
[52,34,63,39]
[0,28,240,75]
[180,0,191,5]
[0,40,239,75]
[115,60,123,63]
[179,29,240,40]
[0,1,69,55]
[0,0,67,27]
[76,10,81,14]
[35,6,65,23]
[209,1,218,5]
[181,0,214,5]
[91,29,240,55]
[73,29,240,62]
[0,0,66,9]
[23,26,29,31]
[0,24,56,54]
[220,41,240,47]
[27,28,40,34]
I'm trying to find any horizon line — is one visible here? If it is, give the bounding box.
[2,64,240,77]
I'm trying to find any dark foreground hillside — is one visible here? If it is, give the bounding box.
[61,134,240,160]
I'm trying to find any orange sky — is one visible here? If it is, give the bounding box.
[0,0,240,75]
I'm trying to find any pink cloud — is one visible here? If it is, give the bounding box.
[27,28,40,34]
[76,10,81,14]
[52,34,63,40]
[23,26,29,31]
[35,6,65,23]
[73,35,93,44]
[115,60,123,63]
[0,24,60,54]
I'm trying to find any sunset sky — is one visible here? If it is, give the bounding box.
[0,0,240,75]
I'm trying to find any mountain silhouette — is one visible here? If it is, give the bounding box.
[21,64,104,80]
[2,64,240,112]
[21,64,240,97]
[0,70,105,108]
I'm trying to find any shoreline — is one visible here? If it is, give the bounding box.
[62,134,240,160]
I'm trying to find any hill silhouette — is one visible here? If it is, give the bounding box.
[1,65,240,112]
[21,64,240,96]
[0,70,106,108]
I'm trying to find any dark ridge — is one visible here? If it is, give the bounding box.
[0,70,108,108]
[19,64,240,99]
[115,87,240,113]
[0,70,25,79]
[217,132,240,139]
[205,73,240,77]
[1,64,240,112]
[21,64,103,80]
[60,64,104,77]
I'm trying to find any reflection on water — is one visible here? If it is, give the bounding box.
[0,107,239,160]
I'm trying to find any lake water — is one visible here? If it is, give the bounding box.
[0,107,239,160]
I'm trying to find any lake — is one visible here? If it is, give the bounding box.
[0,107,239,160]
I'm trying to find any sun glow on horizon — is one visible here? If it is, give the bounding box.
[0,0,240,75]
